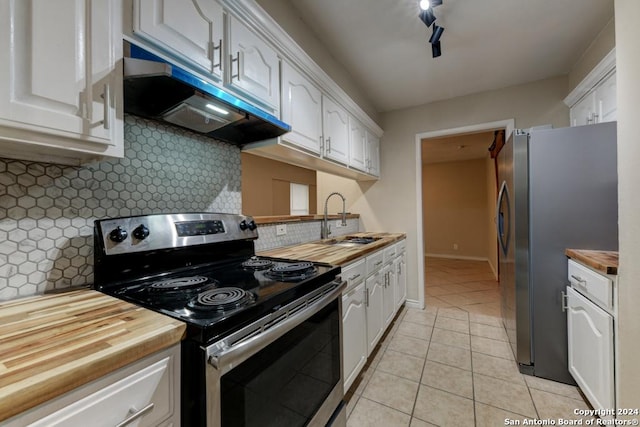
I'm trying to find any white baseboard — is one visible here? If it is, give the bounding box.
[425,253,488,262]
[405,299,423,309]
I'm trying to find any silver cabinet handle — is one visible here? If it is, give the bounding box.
[326,137,331,153]
[212,39,223,71]
[115,403,154,427]
[348,273,361,281]
[374,260,382,267]
[102,84,110,130]
[570,274,586,284]
[365,287,369,307]
[397,263,402,275]
[561,290,568,312]
[230,52,240,81]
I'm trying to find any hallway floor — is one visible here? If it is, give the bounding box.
[345,257,591,427]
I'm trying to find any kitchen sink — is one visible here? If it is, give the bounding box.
[322,236,381,248]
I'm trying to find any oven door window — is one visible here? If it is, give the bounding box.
[221,300,341,427]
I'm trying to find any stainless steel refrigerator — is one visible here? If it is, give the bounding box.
[497,122,618,384]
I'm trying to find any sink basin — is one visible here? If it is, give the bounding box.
[322,236,381,248]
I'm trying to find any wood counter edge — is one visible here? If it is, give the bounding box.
[565,249,619,275]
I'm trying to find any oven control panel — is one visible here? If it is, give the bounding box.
[96,213,259,256]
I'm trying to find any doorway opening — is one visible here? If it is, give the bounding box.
[414,119,514,309]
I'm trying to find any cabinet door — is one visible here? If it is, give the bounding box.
[322,96,350,165]
[0,0,122,162]
[382,264,395,327]
[227,15,280,111]
[133,0,224,79]
[570,93,595,127]
[394,253,407,309]
[281,61,322,154]
[365,271,384,355]
[366,130,380,177]
[348,116,367,172]
[342,282,367,392]
[595,72,616,123]
[567,286,614,411]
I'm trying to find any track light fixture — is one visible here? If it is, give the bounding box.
[418,0,444,58]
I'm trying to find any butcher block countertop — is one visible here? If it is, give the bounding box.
[0,289,186,422]
[259,232,406,266]
[565,249,619,275]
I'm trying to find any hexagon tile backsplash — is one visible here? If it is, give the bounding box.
[0,115,241,300]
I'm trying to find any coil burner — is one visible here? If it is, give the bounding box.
[147,276,212,292]
[188,287,255,312]
[241,257,275,271]
[265,262,317,282]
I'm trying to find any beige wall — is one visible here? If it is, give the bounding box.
[614,0,640,410]
[568,18,616,93]
[241,153,317,216]
[255,0,379,122]
[422,159,490,259]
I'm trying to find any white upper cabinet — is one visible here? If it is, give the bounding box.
[281,61,322,154]
[227,15,280,112]
[132,0,224,79]
[366,130,380,177]
[0,0,123,165]
[595,72,616,124]
[348,117,367,172]
[322,96,350,165]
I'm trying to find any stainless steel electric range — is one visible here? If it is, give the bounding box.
[93,213,346,427]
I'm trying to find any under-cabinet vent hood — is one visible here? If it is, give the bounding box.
[123,44,290,145]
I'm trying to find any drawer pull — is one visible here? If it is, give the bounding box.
[374,261,382,267]
[116,402,155,427]
[561,290,568,312]
[348,273,361,281]
[570,274,586,284]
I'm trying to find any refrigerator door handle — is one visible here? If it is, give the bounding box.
[496,180,511,256]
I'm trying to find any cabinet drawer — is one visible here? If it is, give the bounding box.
[342,258,366,292]
[366,250,384,275]
[396,240,406,254]
[383,244,397,264]
[568,259,613,310]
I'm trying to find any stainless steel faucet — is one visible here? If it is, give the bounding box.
[321,192,347,239]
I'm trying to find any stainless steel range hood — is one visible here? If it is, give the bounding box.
[123,44,290,145]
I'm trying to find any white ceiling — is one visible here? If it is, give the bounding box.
[288,0,614,113]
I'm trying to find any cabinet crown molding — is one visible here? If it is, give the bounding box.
[564,48,616,108]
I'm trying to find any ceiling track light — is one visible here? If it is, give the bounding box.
[418,0,444,58]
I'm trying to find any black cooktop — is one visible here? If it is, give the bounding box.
[99,256,339,343]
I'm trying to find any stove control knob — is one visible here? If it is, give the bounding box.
[247,220,257,231]
[239,220,248,231]
[132,224,150,240]
[109,226,128,243]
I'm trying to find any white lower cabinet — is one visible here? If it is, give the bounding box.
[341,240,407,391]
[567,285,615,413]
[342,281,367,392]
[365,269,385,355]
[5,345,180,427]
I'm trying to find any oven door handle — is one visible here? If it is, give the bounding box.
[207,280,346,374]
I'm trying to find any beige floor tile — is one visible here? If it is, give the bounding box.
[471,335,514,360]
[434,316,470,333]
[377,349,425,382]
[397,321,433,340]
[470,322,509,341]
[460,281,499,292]
[388,334,430,358]
[403,309,437,326]
[436,306,469,321]
[475,402,531,427]
[471,352,524,383]
[473,373,537,417]
[413,385,475,427]
[431,327,470,350]
[524,375,584,400]
[530,388,592,421]
[362,370,419,414]
[409,417,438,427]
[463,290,501,304]
[347,397,411,427]
[427,342,472,370]
[438,293,477,306]
[425,286,457,296]
[468,312,503,327]
[421,360,473,399]
[425,296,453,308]
[349,364,374,396]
